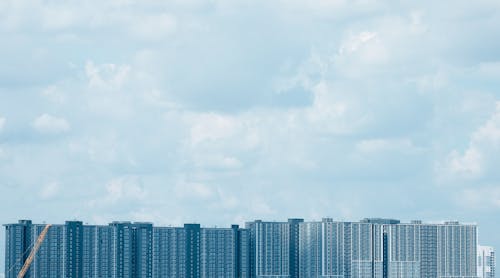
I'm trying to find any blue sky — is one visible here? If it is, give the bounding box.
[1,0,500,271]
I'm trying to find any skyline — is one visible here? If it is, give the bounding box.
[4,217,486,278]
[1,0,500,275]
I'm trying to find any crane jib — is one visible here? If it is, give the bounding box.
[17,224,52,278]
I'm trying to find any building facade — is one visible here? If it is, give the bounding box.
[236,226,251,278]
[153,226,186,277]
[298,219,385,278]
[4,220,32,278]
[436,222,477,278]
[5,218,482,278]
[200,227,237,277]
[478,245,495,278]
[31,224,65,277]
[246,220,291,277]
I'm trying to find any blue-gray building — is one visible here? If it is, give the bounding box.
[131,223,154,278]
[246,220,291,278]
[64,221,83,278]
[31,224,65,277]
[184,223,201,278]
[95,225,113,277]
[297,218,477,278]
[200,227,237,277]
[109,221,134,278]
[288,218,304,278]
[4,218,480,278]
[4,220,32,278]
[108,221,154,278]
[153,226,186,277]
[236,225,251,278]
[299,219,384,278]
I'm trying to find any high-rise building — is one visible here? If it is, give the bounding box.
[81,225,96,277]
[4,220,32,278]
[236,226,251,278]
[108,221,154,278]
[478,245,495,278]
[64,221,83,278]
[350,222,384,278]
[4,218,480,278]
[109,221,134,278]
[246,220,290,278]
[386,223,420,278]
[153,224,242,278]
[419,223,438,278]
[153,226,186,277]
[31,224,64,277]
[200,227,237,277]
[132,223,154,278]
[184,223,201,278]
[288,218,304,278]
[437,222,477,278]
[297,218,477,278]
[95,225,113,277]
[299,218,344,277]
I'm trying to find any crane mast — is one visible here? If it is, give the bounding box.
[17,224,52,278]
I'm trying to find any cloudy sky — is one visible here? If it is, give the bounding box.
[1,0,500,270]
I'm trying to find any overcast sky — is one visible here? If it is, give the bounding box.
[1,0,500,272]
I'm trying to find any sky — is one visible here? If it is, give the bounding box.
[1,0,500,273]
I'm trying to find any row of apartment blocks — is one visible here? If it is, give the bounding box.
[4,218,495,278]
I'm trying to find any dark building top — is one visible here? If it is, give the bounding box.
[360,218,401,224]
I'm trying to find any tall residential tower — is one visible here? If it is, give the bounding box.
[5,218,481,278]
[478,245,495,278]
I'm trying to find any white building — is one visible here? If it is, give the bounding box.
[478,245,495,278]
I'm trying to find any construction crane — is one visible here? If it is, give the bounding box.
[17,224,52,278]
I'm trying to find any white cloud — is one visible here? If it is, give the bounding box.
[85,61,130,90]
[339,31,378,55]
[193,154,243,170]
[213,188,239,210]
[251,200,275,216]
[472,102,500,147]
[0,147,6,160]
[336,30,389,75]
[41,85,66,104]
[459,187,500,209]
[277,0,381,19]
[40,182,60,200]
[41,4,80,30]
[32,114,70,133]
[0,117,5,131]
[142,90,180,109]
[105,176,147,203]
[175,181,214,200]
[439,102,500,181]
[356,138,416,153]
[68,135,124,163]
[305,81,367,135]
[86,176,148,213]
[189,113,239,145]
[130,14,177,41]
[445,148,482,177]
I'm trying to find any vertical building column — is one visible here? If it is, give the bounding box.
[4,220,32,278]
[184,224,201,278]
[64,221,83,278]
[110,222,134,278]
[235,225,251,278]
[132,223,153,278]
[288,218,303,278]
[382,227,389,278]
